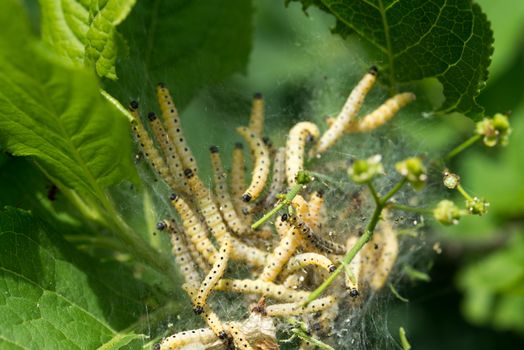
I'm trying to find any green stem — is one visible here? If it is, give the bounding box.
[367,182,380,206]
[251,182,304,229]
[456,184,474,202]
[445,134,481,161]
[381,177,407,204]
[305,177,408,305]
[305,203,382,304]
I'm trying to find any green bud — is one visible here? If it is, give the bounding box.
[475,114,511,147]
[395,157,427,190]
[348,155,384,184]
[433,200,463,225]
[442,171,460,189]
[295,171,312,185]
[466,197,489,216]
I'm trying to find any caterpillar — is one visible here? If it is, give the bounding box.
[156,327,216,350]
[129,101,173,186]
[227,323,254,350]
[169,193,218,264]
[259,219,303,282]
[313,67,378,155]
[184,168,229,243]
[291,195,311,225]
[307,191,325,229]
[236,126,270,202]
[370,217,398,290]
[183,284,228,341]
[210,146,249,235]
[285,121,320,186]
[286,214,346,255]
[312,303,339,337]
[156,83,198,174]
[265,295,336,317]
[345,92,416,133]
[214,278,310,302]
[193,233,232,314]
[264,147,287,209]
[248,92,264,137]
[184,169,264,266]
[344,236,362,297]
[147,112,188,192]
[159,220,201,289]
[230,142,250,220]
[282,253,336,277]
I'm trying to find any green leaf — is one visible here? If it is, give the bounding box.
[0,207,147,349]
[40,0,136,79]
[0,0,137,201]
[288,0,494,119]
[107,0,254,110]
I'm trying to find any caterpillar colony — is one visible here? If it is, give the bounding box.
[129,68,417,350]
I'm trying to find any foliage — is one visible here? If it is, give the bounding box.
[288,0,494,119]
[0,0,522,348]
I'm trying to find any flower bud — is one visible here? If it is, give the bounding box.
[347,155,384,184]
[433,200,463,225]
[395,157,427,190]
[475,114,511,147]
[466,197,489,216]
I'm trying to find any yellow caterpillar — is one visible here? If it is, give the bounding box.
[214,278,310,302]
[265,295,336,317]
[236,126,270,202]
[285,122,319,186]
[314,67,378,155]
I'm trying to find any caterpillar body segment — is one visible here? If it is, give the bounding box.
[184,168,229,243]
[346,92,416,133]
[236,126,270,202]
[187,237,212,274]
[370,217,399,290]
[275,214,291,238]
[307,191,325,229]
[147,112,188,192]
[230,236,268,267]
[264,147,287,209]
[265,295,336,317]
[285,122,320,187]
[314,67,378,155]
[158,327,216,350]
[156,83,198,174]
[344,236,362,295]
[194,234,232,314]
[230,142,251,221]
[259,224,302,282]
[286,215,346,255]
[210,146,249,235]
[170,193,218,264]
[162,220,201,289]
[129,103,172,184]
[227,323,254,350]
[248,92,265,137]
[214,278,310,302]
[282,253,336,277]
[183,284,228,341]
[291,195,311,225]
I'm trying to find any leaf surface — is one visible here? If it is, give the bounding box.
[0,207,147,349]
[0,0,137,200]
[289,0,494,119]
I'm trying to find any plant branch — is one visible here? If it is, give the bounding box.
[445,134,481,161]
[251,182,304,229]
